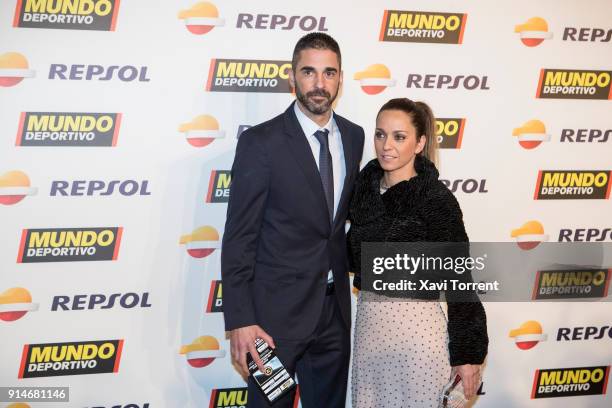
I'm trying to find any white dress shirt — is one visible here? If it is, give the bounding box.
[294,102,345,283]
[294,102,346,218]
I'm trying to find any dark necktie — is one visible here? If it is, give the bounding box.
[314,129,334,224]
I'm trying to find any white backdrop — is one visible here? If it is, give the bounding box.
[1,1,611,407]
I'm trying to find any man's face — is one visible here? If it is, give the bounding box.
[290,48,342,115]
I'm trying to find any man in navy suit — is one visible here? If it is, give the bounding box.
[221,33,365,407]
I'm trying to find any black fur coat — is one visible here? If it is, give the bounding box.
[347,155,488,366]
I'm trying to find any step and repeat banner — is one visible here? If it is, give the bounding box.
[1,0,611,407]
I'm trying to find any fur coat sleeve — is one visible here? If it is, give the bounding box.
[423,188,489,366]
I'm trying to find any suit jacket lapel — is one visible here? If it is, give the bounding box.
[283,102,331,226]
[335,115,354,227]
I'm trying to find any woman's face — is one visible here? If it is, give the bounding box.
[374,109,426,173]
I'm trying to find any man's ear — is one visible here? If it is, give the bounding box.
[288,69,295,89]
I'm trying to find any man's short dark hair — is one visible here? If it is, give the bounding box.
[292,33,341,72]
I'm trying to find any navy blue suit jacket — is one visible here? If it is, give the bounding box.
[221,102,365,340]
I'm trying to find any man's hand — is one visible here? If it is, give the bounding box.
[452,364,481,400]
[229,325,275,378]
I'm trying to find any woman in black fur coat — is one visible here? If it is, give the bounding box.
[349,98,488,408]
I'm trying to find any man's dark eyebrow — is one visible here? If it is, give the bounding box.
[299,66,338,73]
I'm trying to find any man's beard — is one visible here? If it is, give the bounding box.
[295,83,339,115]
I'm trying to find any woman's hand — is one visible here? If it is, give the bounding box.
[452,364,481,400]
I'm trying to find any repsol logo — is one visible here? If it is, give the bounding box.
[206,280,222,313]
[563,27,612,42]
[89,405,149,408]
[436,118,465,149]
[49,64,151,82]
[533,269,610,300]
[407,74,490,90]
[536,69,612,100]
[13,0,120,31]
[52,292,152,311]
[531,366,610,398]
[19,339,124,378]
[206,59,291,93]
[379,10,467,44]
[236,14,328,31]
[206,171,230,203]
[16,112,121,147]
[237,125,251,139]
[17,227,123,263]
[50,180,151,196]
[558,326,612,341]
[534,170,611,200]
[558,228,612,242]
[440,179,488,194]
[210,387,248,408]
[561,128,611,143]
